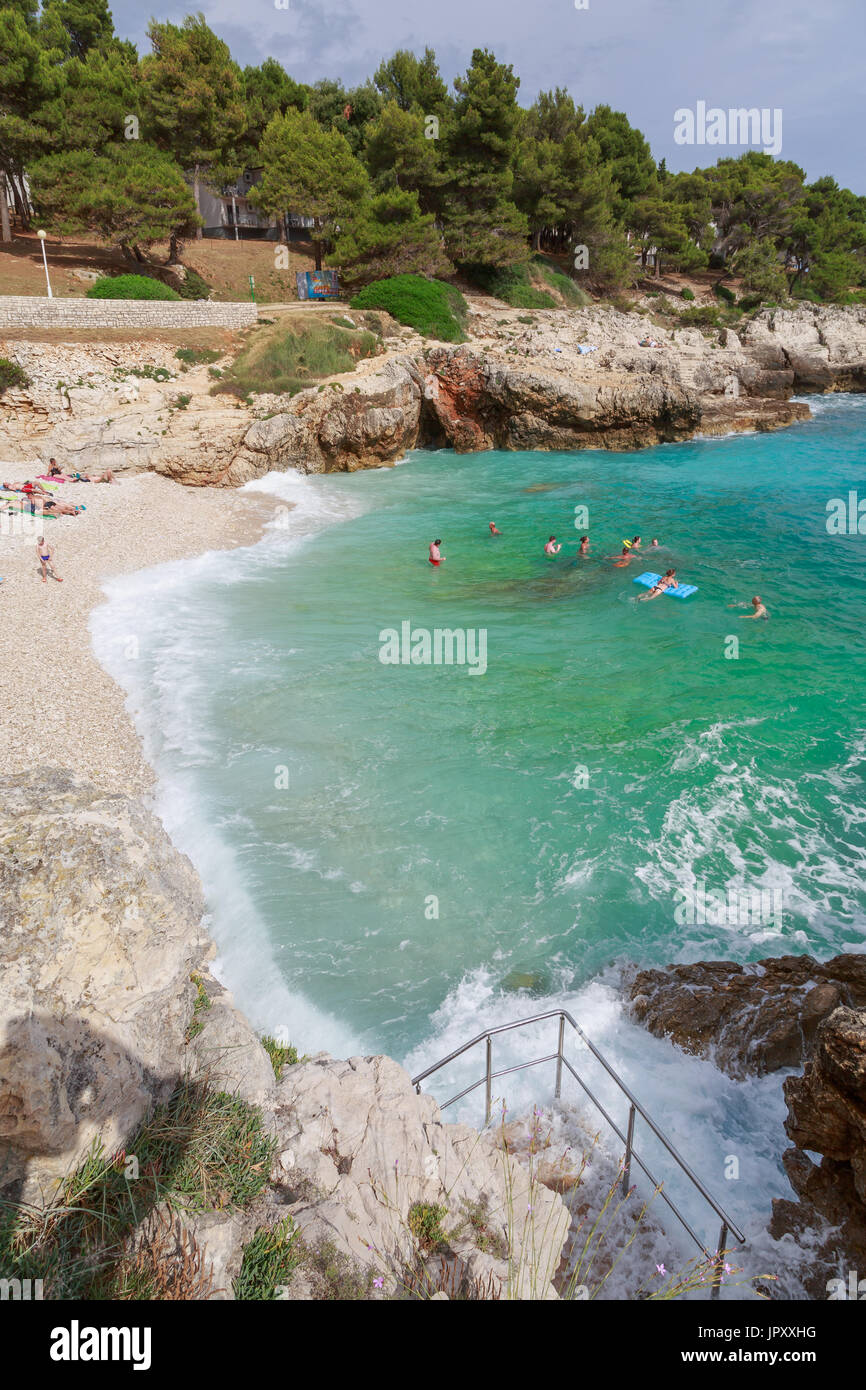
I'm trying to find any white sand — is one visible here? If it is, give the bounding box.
[0,473,276,792]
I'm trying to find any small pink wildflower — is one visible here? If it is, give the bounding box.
[373,1277,384,1289]
[655,1263,666,1277]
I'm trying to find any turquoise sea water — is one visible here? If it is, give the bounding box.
[93,394,866,1276]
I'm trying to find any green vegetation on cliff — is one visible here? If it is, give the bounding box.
[213,317,380,398]
[350,275,467,341]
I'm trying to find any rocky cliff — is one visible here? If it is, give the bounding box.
[2,303,864,484]
[629,953,866,1078]
[0,770,569,1299]
[628,953,866,1293]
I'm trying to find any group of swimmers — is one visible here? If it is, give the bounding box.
[428,525,769,616]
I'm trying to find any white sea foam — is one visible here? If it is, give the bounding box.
[90,469,370,1055]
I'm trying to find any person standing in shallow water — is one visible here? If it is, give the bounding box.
[544,536,561,556]
[489,522,502,536]
[577,535,589,555]
[429,539,444,566]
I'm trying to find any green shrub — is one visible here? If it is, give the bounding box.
[679,306,722,327]
[681,287,695,301]
[173,393,192,410]
[174,267,211,300]
[214,319,380,398]
[261,1035,300,1079]
[235,1216,301,1299]
[407,1201,448,1251]
[175,347,221,366]
[350,275,467,341]
[534,259,590,307]
[0,358,30,394]
[87,274,182,301]
[465,262,555,309]
[713,283,736,304]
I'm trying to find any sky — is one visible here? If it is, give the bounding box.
[111,0,865,192]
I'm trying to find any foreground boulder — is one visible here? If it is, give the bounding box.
[0,769,269,1205]
[629,953,866,1078]
[270,1052,570,1299]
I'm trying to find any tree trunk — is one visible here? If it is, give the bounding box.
[193,164,203,240]
[655,255,661,278]
[531,228,541,252]
[11,174,30,229]
[0,179,11,244]
[167,233,181,265]
[314,238,323,271]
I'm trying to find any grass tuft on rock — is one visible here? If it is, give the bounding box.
[0,358,30,394]
[0,1080,275,1299]
[234,1215,301,1299]
[261,1035,300,1079]
[212,318,380,398]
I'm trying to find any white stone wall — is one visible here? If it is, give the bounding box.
[0,296,258,330]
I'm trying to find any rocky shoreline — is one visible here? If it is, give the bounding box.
[2,303,865,485]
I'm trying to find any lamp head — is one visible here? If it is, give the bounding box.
[37,229,47,240]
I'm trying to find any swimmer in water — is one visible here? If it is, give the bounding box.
[729,595,769,620]
[608,546,634,567]
[577,535,589,555]
[638,568,677,600]
[429,538,444,566]
[489,521,502,535]
[648,538,661,550]
[544,535,561,556]
[630,536,642,551]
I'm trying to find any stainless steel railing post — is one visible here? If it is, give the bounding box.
[622,1103,636,1196]
[711,1222,728,1300]
[484,1036,493,1125]
[554,1014,565,1100]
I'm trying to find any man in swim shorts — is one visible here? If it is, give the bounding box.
[37,536,62,583]
[544,536,561,556]
[429,539,443,566]
[608,546,633,567]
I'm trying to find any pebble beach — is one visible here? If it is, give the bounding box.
[0,472,275,793]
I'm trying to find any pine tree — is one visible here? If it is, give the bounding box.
[363,101,442,211]
[440,49,527,271]
[29,140,198,257]
[372,48,450,117]
[329,188,451,287]
[253,107,369,270]
[141,15,247,239]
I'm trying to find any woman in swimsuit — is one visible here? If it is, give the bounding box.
[638,568,678,601]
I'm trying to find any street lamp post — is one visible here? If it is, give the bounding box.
[36,229,52,298]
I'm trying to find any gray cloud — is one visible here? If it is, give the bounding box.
[112,0,865,190]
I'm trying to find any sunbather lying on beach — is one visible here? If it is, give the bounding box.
[637,568,678,600]
[42,497,82,517]
[44,458,114,483]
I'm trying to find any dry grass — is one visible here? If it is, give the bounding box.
[0,231,318,304]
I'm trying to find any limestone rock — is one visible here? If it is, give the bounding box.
[0,769,209,1204]
[270,1052,570,1299]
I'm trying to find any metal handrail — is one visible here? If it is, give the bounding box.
[411,1007,745,1290]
